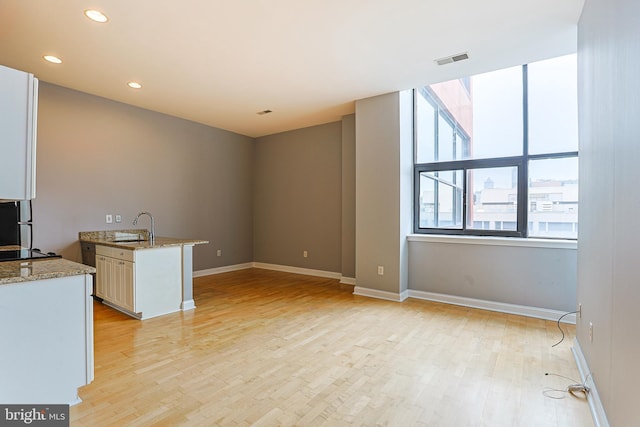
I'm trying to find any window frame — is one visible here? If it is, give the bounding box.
[413,63,578,239]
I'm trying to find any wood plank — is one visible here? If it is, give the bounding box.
[71,268,593,426]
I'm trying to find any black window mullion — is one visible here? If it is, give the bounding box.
[434,174,439,227]
[416,155,523,172]
[517,160,527,238]
[528,151,579,161]
[521,64,529,237]
[462,167,468,231]
[414,166,422,232]
[435,102,440,162]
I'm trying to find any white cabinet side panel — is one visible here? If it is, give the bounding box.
[0,275,92,404]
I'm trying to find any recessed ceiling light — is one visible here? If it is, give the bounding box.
[43,55,62,64]
[84,9,108,23]
[127,81,142,89]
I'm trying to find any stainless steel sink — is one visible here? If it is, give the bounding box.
[112,231,147,243]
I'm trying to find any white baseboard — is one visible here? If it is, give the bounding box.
[407,289,577,323]
[572,339,609,427]
[181,299,196,311]
[194,262,356,284]
[340,276,356,285]
[193,263,253,277]
[253,262,341,280]
[353,286,409,302]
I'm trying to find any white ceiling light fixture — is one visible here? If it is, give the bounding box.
[435,51,470,66]
[127,81,142,89]
[43,55,63,64]
[84,9,109,23]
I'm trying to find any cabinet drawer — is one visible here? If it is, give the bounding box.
[112,248,134,262]
[96,245,135,262]
[96,245,113,257]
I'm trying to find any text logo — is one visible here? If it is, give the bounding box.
[0,405,69,426]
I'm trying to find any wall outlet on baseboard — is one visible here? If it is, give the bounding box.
[217,249,222,257]
[377,266,384,276]
[303,250,308,258]
[105,214,113,224]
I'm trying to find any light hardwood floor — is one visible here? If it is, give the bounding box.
[71,268,593,426]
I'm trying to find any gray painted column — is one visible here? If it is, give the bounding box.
[354,91,413,299]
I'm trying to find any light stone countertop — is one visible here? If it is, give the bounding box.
[79,230,208,250]
[0,258,96,286]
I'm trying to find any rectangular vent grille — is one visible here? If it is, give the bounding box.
[435,52,469,66]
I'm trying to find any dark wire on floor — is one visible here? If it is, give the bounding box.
[551,310,578,347]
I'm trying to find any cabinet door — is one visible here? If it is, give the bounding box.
[121,260,135,312]
[105,257,116,302]
[113,259,135,312]
[0,65,38,200]
[95,255,110,300]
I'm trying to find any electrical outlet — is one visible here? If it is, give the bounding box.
[377,266,384,275]
[105,214,113,224]
[303,250,308,258]
[578,303,582,319]
[217,249,222,257]
[589,322,593,342]
[115,214,122,223]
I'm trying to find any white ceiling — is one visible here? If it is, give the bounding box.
[0,0,584,138]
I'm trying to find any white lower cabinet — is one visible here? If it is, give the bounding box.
[96,246,133,312]
[0,274,93,404]
[96,244,181,319]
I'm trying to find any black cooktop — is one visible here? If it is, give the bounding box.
[0,249,61,262]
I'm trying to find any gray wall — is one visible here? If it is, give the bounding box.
[253,122,342,273]
[577,0,640,424]
[35,82,254,271]
[355,91,413,296]
[409,240,577,311]
[341,114,355,279]
[353,89,577,311]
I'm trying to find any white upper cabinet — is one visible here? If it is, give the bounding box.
[0,65,38,200]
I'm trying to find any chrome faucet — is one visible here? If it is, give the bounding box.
[133,211,155,243]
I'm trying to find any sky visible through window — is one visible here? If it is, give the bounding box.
[415,54,578,238]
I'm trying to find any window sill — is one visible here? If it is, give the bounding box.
[407,234,577,250]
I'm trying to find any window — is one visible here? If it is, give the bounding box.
[414,54,578,239]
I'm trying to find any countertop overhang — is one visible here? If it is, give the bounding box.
[79,230,208,250]
[0,258,96,286]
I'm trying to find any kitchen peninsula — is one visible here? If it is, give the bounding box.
[79,230,207,320]
[0,257,95,404]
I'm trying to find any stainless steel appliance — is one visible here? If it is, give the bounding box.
[0,200,60,261]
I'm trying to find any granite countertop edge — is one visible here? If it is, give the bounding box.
[80,236,209,250]
[0,258,96,286]
[78,230,208,250]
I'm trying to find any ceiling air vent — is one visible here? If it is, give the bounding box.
[257,109,273,115]
[435,52,469,66]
